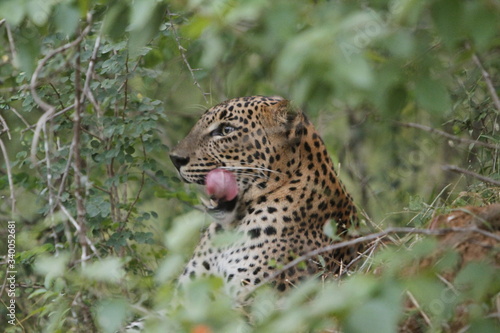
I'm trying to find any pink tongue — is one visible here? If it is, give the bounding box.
[205,169,238,201]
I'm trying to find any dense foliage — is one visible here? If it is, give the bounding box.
[0,0,498,332]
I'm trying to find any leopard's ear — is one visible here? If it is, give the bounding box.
[264,99,302,127]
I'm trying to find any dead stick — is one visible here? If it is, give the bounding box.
[442,164,500,186]
[398,122,498,150]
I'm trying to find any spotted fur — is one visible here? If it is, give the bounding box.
[170,96,362,294]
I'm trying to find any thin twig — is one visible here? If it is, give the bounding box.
[22,104,74,133]
[58,202,101,259]
[398,122,498,150]
[471,52,500,113]
[59,202,81,232]
[0,138,16,215]
[167,8,210,104]
[81,34,102,116]
[42,122,57,223]
[10,107,32,130]
[406,290,433,328]
[123,138,147,225]
[443,164,500,186]
[5,22,18,65]
[0,113,11,139]
[56,141,75,204]
[436,273,458,294]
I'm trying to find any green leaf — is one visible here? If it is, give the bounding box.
[431,0,464,48]
[102,2,130,40]
[90,140,100,148]
[464,2,499,51]
[107,230,132,250]
[0,0,26,25]
[345,298,401,333]
[94,298,130,333]
[455,262,496,300]
[164,210,206,252]
[414,77,451,114]
[155,254,185,283]
[128,0,157,31]
[128,2,166,58]
[133,231,154,244]
[34,253,70,288]
[408,195,424,210]
[82,257,125,282]
[53,3,80,36]
[323,219,339,240]
[27,0,56,26]
[16,28,40,75]
[468,318,500,333]
[85,196,111,218]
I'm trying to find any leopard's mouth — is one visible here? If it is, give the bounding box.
[177,168,240,214]
[201,168,239,213]
[200,194,238,213]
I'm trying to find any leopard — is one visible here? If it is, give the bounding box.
[169,95,363,295]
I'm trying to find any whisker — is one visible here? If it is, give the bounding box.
[231,171,270,180]
[220,165,283,175]
[220,167,271,180]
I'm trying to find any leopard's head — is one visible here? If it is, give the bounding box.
[170,96,304,195]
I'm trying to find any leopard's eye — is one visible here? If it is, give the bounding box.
[221,125,236,135]
[211,124,236,137]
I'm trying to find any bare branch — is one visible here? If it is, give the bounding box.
[0,137,16,215]
[5,22,18,65]
[22,104,74,133]
[56,141,74,204]
[167,8,210,104]
[406,291,432,328]
[10,107,32,130]
[42,123,56,219]
[59,202,81,233]
[73,43,88,267]
[123,138,147,225]
[59,203,101,260]
[0,113,11,140]
[442,164,500,186]
[471,52,500,113]
[398,122,498,150]
[81,34,102,116]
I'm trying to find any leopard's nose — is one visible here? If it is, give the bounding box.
[170,154,190,170]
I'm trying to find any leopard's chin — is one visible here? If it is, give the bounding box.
[200,195,239,225]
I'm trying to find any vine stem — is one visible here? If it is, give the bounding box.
[167,8,210,104]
